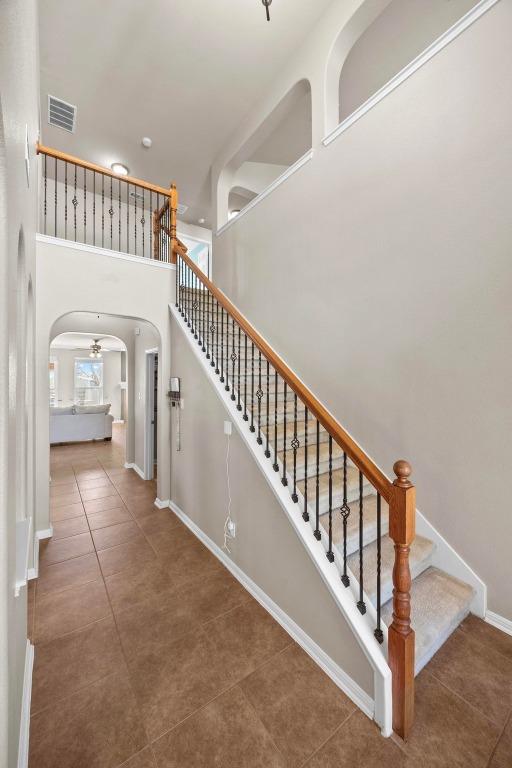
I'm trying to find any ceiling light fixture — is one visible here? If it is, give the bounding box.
[88,339,102,359]
[261,0,272,21]
[198,217,206,225]
[111,162,129,176]
[141,137,152,148]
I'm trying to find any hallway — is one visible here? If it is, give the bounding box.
[27,432,512,767]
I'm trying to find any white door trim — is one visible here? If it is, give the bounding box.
[144,350,158,481]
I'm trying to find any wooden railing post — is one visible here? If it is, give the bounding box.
[388,459,415,741]
[169,183,178,264]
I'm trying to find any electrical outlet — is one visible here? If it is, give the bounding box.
[224,421,232,436]
[227,520,236,538]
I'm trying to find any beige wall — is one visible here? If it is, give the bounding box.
[0,0,40,763]
[170,319,374,696]
[35,240,175,532]
[212,2,512,620]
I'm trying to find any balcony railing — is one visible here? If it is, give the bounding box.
[36,144,179,263]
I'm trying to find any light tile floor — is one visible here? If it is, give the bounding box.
[27,426,512,767]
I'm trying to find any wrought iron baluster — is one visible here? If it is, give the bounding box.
[127,185,130,254]
[192,275,197,339]
[54,157,57,236]
[142,188,145,258]
[249,343,255,431]
[215,299,220,373]
[64,161,68,240]
[83,168,87,242]
[327,436,334,561]
[357,471,366,615]
[205,289,211,355]
[92,172,96,246]
[149,192,153,259]
[272,372,279,472]
[134,183,137,255]
[201,281,206,350]
[230,318,236,400]
[375,493,384,643]
[109,177,113,248]
[73,165,77,241]
[118,180,121,252]
[220,308,225,382]
[340,452,350,587]
[281,382,287,483]
[237,326,242,410]
[101,174,104,248]
[243,334,248,420]
[224,314,230,392]
[314,421,321,539]
[43,154,47,234]
[303,407,309,521]
[291,393,299,502]
[256,351,263,444]
[175,253,179,309]
[210,295,216,368]
[264,361,270,457]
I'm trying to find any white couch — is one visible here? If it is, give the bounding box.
[50,405,114,445]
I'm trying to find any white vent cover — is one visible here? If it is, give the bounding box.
[177,203,188,215]
[48,95,76,133]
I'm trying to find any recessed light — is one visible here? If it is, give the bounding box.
[141,137,152,148]
[198,217,205,225]
[111,162,129,176]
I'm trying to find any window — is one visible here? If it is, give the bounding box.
[49,359,58,406]
[74,358,103,405]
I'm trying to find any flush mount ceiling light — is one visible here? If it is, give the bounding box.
[261,0,272,21]
[111,162,129,176]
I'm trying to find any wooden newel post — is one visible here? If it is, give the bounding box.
[388,459,415,741]
[169,183,178,265]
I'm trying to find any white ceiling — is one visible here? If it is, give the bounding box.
[39,0,334,227]
[51,332,126,352]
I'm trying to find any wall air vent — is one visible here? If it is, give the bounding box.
[177,203,188,215]
[48,95,77,133]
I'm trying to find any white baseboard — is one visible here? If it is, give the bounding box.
[124,462,146,480]
[17,640,34,768]
[485,610,512,637]
[154,498,170,509]
[169,499,375,722]
[36,527,53,541]
[113,419,125,424]
[27,526,54,580]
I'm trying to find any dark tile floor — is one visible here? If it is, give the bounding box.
[27,427,512,767]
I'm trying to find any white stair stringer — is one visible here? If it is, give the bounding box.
[170,302,393,737]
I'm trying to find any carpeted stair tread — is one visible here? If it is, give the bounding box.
[346,534,434,607]
[381,567,474,674]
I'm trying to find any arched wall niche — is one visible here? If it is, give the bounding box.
[218,78,312,226]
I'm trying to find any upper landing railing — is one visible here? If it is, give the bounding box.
[36,144,182,263]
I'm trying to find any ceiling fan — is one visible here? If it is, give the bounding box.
[261,0,272,21]
[65,337,113,357]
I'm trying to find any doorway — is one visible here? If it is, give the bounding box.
[145,349,158,480]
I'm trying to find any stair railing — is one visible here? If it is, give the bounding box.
[173,244,416,739]
[36,143,179,261]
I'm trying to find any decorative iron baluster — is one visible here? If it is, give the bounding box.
[193,275,198,340]
[272,372,279,472]
[220,307,225,382]
[340,452,351,587]
[215,300,220,374]
[92,171,96,246]
[73,165,78,241]
[149,192,153,259]
[118,180,121,252]
[230,318,236,400]
[249,342,255,431]
[127,185,130,254]
[142,189,145,258]
[101,174,104,248]
[175,254,179,309]
[83,167,86,242]
[303,407,309,521]
[54,157,57,236]
[64,161,68,240]
[256,350,263,444]
[237,325,242,410]
[357,471,366,615]
[224,314,230,392]
[314,421,321,539]
[327,435,334,561]
[134,182,137,255]
[281,382,288,484]
[109,177,113,248]
[243,333,248,420]
[210,295,216,368]
[201,282,206,350]
[291,393,299,502]
[43,154,47,234]
[264,361,270,457]
[375,493,384,643]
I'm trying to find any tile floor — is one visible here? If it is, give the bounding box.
[27,426,512,767]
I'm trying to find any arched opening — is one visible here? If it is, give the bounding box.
[218,79,312,226]
[337,0,478,123]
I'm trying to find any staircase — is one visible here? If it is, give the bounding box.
[171,249,476,740]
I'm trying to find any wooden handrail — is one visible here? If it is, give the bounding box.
[175,246,392,501]
[36,143,171,198]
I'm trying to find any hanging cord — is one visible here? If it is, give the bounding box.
[223,431,235,553]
